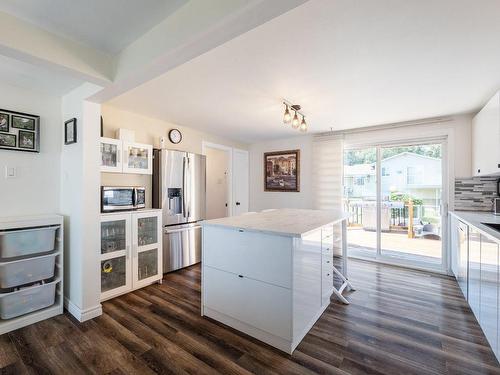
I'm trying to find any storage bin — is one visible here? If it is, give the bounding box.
[0,279,58,319]
[0,254,57,289]
[0,226,58,260]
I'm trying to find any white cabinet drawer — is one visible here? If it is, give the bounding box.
[203,266,292,340]
[203,226,292,288]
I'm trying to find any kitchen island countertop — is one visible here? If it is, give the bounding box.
[201,208,348,238]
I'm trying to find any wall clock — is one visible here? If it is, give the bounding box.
[168,128,182,144]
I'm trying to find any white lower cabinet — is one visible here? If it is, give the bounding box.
[204,266,292,339]
[100,210,162,301]
[449,213,500,361]
[202,224,339,354]
[480,235,499,355]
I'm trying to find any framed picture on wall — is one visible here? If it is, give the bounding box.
[0,133,16,148]
[18,131,35,150]
[0,109,39,152]
[12,115,36,131]
[0,112,9,132]
[64,118,77,145]
[264,149,300,192]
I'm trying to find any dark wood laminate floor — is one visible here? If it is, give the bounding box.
[1,259,499,375]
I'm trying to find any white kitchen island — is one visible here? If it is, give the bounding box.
[201,208,352,354]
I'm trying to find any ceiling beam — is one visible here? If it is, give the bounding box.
[0,11,113,86]
[89,0,309,103]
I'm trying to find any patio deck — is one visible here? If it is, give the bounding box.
[347,227,442,263]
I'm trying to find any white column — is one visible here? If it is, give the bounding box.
[60,83,102,321]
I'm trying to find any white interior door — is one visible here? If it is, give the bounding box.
[232,149,249,215]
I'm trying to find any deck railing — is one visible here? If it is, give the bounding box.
[345,201,439,228]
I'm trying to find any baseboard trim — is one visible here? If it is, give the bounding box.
[64,297,102,322]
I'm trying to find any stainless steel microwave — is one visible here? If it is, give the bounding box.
[101,186,146,212]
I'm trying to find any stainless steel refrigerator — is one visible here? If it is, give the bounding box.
[153,149,206,273]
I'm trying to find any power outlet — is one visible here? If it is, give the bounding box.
[4,166,16,179]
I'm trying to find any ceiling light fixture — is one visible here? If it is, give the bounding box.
[299,116,307,132]
[283,104,291,124]
[291,110,300,129]
[282,100,308,132]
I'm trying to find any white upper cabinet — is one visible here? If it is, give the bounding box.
[122,141,153,175]
[100,137,123,173]
[472,91,500,176]
[100,138,153,175]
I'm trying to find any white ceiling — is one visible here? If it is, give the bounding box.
[107,0,500,143]
[0,0,187,54]
[0,55,82,96]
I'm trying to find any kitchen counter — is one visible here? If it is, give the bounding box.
[201,209,351,354]
[449,211,500,242]
[202,208,348,238]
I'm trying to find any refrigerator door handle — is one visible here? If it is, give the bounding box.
[182,156,187,218]
[187,156,191,218]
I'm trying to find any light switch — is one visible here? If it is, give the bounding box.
[5,166,16,179]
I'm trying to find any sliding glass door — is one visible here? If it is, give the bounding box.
[343,140,446,271]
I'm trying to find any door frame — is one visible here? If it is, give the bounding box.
[202,141,234,216]
[343,136,449,273]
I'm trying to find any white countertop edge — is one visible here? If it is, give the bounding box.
[201,215,348,238]
[101,208,162,217]
[449,211,500,243]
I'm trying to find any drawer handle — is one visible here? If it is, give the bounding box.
[238,229,244,233]
[238,275,244,278]
[326,260,330,263]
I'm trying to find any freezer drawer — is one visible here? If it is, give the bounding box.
[163,224,201,272]
[0,226,58,260]
[0,254,57,289]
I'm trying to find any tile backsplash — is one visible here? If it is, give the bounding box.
[455,176,499,211]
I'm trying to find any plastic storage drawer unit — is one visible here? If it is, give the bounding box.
[0,279,58,319]
[0,254,57,289]
[0,226,58,260]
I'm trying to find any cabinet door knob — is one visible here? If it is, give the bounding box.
[238,274,244,278]
[236,202,241,206]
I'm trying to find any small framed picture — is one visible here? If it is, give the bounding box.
[64,118,77,145]
[0,112,9,132]
[12,115,36,131]
[18,130,35,150]
[0,133,16,148]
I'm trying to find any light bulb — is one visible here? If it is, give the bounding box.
[292,111,300,129]
[299,116,307,132]
[283,105,291,124]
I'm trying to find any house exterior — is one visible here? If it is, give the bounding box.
[344,152,442,206]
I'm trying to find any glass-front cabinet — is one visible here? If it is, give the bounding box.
[122,141,153,175]
[132,211,162,288]
[100,137,123,173]
[100,214,132,300]
[100,138,152,175]
[100,210,162,301]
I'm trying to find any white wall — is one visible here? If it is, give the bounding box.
[249,135,313,211]
[206,147,229,219]
[100,105,248,208]
[60,83,102,321]
[0,82,61,217]
[249,115,472,211]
